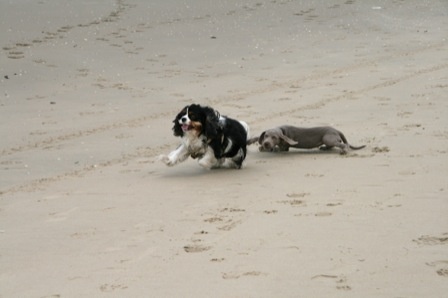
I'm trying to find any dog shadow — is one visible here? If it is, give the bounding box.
[158,161,261,178]
[249,148,344,157]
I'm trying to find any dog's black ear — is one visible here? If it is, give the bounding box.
[172,120,183,137]
[203,107,220,139]
[172,105,189,137]
[258,131,266,144]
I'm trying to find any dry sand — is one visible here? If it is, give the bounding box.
[1,0,448,297]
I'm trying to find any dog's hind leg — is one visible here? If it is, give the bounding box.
[319,145,334,151]
[198,147,219,169]
[221,158,242,169]
[334,142,349,154]
[323,134,349,154]
[234,148,246,169]
[221,148,245,169]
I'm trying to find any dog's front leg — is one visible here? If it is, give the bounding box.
[276,143,290,151]
[160,144,189,166]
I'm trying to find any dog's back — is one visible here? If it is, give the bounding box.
[280,125,337,149]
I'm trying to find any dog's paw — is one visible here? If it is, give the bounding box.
[198,157,215,170]
[259,146,274,152]
[158,154,175,166]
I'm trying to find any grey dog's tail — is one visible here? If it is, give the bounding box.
[339,132,366,150]
[349,144,366,150]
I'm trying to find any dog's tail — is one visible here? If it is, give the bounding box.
[349,144,366,150]
[239,121,251,141]
[340,132,366,150]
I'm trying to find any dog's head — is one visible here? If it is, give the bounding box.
[258,128,298,151]
[172,104,221,139]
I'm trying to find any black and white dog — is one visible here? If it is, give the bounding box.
[159,104,249,169]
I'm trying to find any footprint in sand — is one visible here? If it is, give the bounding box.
[413,233,448,246]
[314,212,333,217]
[278,193,308,207]
[100,283,128,292]
[70,228,97,239]
[372,146,390,153]
[46,207,79,222]
[217,220,242,231]
[7,50,25,59]
[426,260,448,277]
[437,268,448,276]
[184,208,247,253]
[183,244,211,253]
[222,271,265,280]
[203,207,245,231]
[311,274,352,291]
[204,216,223,223]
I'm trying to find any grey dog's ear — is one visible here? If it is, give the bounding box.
[279,133,298,145]
[258,131,266,144]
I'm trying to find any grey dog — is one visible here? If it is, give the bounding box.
[247,125,365,154]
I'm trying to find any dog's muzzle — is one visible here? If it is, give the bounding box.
[262,142,273,151]
[180,116,190,132]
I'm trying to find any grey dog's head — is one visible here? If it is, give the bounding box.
[258,128,298,151]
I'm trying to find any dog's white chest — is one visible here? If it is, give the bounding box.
[182,133,206,155]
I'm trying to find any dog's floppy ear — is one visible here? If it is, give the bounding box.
[172,105,188,137]
[203,106,220,139]
[279,133,298,145]
[172,119,183,137]
[257,131,266,144]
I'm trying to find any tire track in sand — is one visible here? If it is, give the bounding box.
[0,112,172,157]
[2,0,131,60]
[1,41,446,158]
[251,61,448,123]
[1,60,447,196]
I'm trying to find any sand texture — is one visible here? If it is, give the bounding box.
[1,0,448,297]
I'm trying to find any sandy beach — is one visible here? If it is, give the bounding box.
[1,0,447,297]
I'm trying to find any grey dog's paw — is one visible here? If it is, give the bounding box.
[258,146,275,152]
